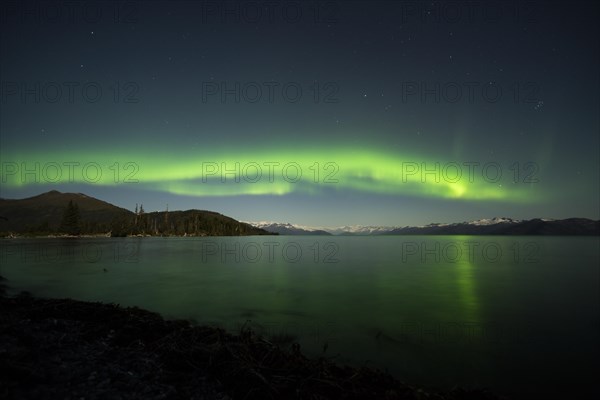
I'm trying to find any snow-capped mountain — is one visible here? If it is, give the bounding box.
[466,217,521,226]
[247,218,598,236]
[325,225,398,235]
[244,222,331,235]
[246,222,397,235]
[385,218,598,235]
[247,218,525,235]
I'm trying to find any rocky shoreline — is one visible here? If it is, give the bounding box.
[0,281,504,400]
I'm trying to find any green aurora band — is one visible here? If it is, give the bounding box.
[0,146,540,202]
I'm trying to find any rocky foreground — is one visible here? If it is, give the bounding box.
[0,283,504,399]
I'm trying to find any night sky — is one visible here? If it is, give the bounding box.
[1,0,598,227]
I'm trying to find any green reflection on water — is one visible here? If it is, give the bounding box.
[452,237,481,324]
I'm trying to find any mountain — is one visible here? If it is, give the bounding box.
[0,191,272,237]
[4,192,596,236]
[247,222,331,235]
[248,218,599,236]
[124,210,271,237]
[326,225,396,235]
[247,222,398,235]
[0,190,131,234]
[384,218,599,236]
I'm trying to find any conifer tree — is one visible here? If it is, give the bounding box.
[59,200,81,235]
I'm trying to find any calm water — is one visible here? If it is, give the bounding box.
[1,236,598,399]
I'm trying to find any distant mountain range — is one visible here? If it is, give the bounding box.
[1,191,597,236]
[382,217,599,235]
[245,222,332,235]
[248,217,600,236]
[0,191,271,237]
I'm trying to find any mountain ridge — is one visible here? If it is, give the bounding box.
[248,218,600,236]
[245,222,332,235]
[2,191,597,236]
[0,191,272,237]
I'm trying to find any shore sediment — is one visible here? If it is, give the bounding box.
[0,281,503,399]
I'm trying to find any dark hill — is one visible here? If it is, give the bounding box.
[0,191,271,237]
[126,209,271,237]
[0,191,131,234]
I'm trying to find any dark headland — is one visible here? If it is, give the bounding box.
[0,190,273,237]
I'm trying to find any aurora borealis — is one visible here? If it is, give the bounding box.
[0,146,541,201]
[1,1,598,226]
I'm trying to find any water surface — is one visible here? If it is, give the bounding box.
[1,236,598,399]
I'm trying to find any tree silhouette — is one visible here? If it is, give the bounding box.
[59,200,81,235]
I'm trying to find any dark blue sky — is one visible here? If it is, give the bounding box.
[1,0,598,226]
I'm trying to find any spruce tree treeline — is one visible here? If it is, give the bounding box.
[59,200,81,235]
[7,200,270,237]
[110,210,265,237]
